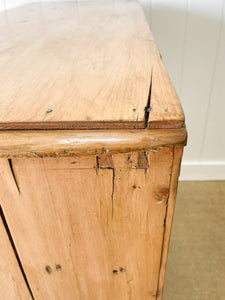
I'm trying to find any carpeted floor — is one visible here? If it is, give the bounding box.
[163,181,225,300]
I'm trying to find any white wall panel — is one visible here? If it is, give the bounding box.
[4,0,33,10]
[181,162,225,181]
[150,0,188,95]
[201,3,225,162]
[0,0,5,12]
[180,0,224,162]
[139,0,152,27]
[140,0,225,179]
[201,7,225,161]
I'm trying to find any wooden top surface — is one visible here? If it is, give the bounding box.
[0,0,184,130]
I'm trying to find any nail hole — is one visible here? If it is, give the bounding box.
[45,265,52,274]
[120,267,125,272]
[56,264,61,270]
[46,109,53,114]
[112,269,118,274]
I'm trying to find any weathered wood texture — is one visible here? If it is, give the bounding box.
[0,1,184,130]
[0,147,183,299]
[0,1,186,299]
[0,210,32,300]
[0,128,187,158]
[156,147,183,300]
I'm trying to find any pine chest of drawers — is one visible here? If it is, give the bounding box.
[0,1,186,299]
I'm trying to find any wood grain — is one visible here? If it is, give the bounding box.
[0,147,176,299]
[0,0,184,130]
[149,51,185,128]
[156,147,184,299]
[0,1,186,298]
[0,128,187,158]
[111,148,174,298]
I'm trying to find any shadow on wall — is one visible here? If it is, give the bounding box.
[141,2,225,178]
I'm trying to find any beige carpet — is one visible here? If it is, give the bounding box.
[163,181,225,300]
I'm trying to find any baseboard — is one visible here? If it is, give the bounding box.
[179,162,225,181]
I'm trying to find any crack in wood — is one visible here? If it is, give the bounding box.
[125,271,132,300]
[8,159,20,194]
[155,147,174,300]
[144,151,150,176]
[132,152,150,173]
[96,154,115,219]
[111,168,115,219]
[0,205,35,300]
[144,68,153,128]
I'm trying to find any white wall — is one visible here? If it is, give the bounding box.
[140,0,225,180]
[0,0,224,180]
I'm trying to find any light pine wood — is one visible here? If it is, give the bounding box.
[0,212,32,300]
[111,148,174,299]
[149,52,185,128]
[0,128,187,158]
[156,147,184,299]
[0,0,184,130]
[0,1,187,298]
[0,147,179,299]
